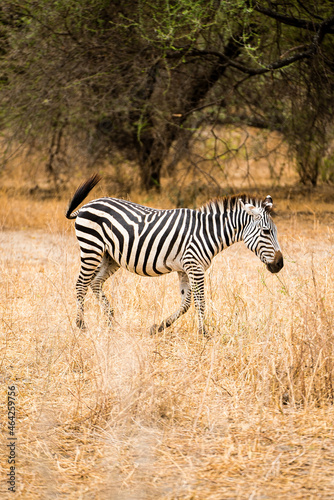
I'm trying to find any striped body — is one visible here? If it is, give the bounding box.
[76,198,233,276]
[67,175,284,335]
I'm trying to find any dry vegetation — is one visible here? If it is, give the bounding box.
[1,144,334,499]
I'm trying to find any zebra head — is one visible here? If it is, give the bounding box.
[239,195,283,274]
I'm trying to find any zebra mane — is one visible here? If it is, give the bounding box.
[200,194,263,214]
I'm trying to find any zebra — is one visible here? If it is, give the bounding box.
[66,174,283,335]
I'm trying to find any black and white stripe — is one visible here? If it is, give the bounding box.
[66,175,284,335]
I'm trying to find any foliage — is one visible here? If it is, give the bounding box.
[1,1,334,190]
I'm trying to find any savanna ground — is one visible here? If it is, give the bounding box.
[1,132,334,499]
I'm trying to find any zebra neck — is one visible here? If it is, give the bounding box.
[215,211,244,251]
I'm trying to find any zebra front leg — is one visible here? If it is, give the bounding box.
[90,253,120,326]
[187,266,208,336]
[150,272,192,334]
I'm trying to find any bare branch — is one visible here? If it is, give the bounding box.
[252,2,334,34]
[188,12,334,76]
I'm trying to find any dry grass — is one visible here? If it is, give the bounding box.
[1,134,334,498]
[1,206,334,498]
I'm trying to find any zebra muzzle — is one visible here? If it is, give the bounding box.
[266,251,284,274]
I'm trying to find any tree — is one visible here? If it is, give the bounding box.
[1,1,334,190]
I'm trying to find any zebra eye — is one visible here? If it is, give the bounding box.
[262,228,271,235]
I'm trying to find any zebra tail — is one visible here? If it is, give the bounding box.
[65,173,102,219]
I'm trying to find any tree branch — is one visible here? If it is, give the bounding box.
[252,2,334,34]
[188,12,334,76]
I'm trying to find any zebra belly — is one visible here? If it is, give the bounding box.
[105,240,184,276]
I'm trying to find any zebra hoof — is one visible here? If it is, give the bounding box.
[201,328,212,339]
[149,324,159,335]
[150,323,167,335]
[76,319,87,330]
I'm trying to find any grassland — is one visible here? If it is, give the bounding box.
[1,194,334,499]
[1,139,334,498]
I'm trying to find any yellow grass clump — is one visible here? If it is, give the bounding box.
[1,207,334,498]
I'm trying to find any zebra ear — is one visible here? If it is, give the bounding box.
[239,199,262,216]
[263,195,273,212]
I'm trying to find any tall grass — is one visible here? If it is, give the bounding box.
[1,208,334,498]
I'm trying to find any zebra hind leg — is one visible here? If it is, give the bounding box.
[75,253,104,330]
[90,253,120,326]
[150,272,192,334]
